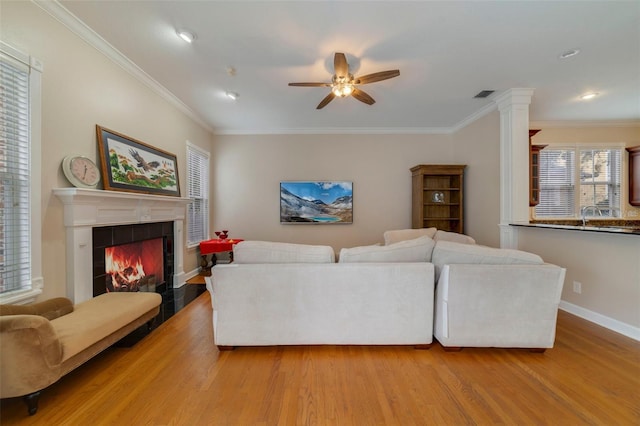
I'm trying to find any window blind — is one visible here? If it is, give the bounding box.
[535,147,622,218]
[0,53,31,294]
[579,149,621,217]
[186,143,209,247]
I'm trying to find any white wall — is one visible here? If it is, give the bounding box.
[1,1,213,301]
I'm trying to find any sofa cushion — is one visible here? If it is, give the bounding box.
[432,240,543,280]
[383,228,437,245]
[433,230,476,244]
[51,292,161,361]
[233,241,335,264]
[339,236,435,263]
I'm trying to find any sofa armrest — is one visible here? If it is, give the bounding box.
[0,315,64,398]
[0,297,73,320]
[434,264,566,348]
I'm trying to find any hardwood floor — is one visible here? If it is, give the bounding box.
[2,292,638,425]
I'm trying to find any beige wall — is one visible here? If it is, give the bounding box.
[452,111,501,248]
[518,125,640,330]
[530,125,640,216]
[212,111,501,252]
[518,227,640,329]
[1,2,213,301]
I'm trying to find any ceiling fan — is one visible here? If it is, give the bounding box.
[288,52,400,109]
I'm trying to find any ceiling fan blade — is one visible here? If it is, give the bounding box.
[288,82,332,87]
[316,92,336,109]
[355,70,400,85]
[351,88,375,105]
[334,52,349,78]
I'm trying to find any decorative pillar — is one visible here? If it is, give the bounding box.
[493,89,534,249]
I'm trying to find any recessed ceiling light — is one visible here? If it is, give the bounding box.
[177,30,196,43]
[226,91,239,100]
[580,92,598,100]
[559,49,580,59]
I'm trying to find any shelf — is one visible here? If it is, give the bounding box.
[412,164,465,233]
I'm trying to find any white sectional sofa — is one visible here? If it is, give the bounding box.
[206,231,566,351]
[207,240,435,349]
[431,241,566,350]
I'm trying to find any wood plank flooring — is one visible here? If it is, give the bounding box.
[1,291,638,425]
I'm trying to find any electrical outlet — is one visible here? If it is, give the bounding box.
[573,281,582,294]
[627,210,638,217]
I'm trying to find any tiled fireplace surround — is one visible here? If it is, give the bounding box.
[53,188,192,321]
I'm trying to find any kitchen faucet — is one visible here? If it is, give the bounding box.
[581,205,603,226]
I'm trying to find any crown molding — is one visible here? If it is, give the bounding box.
[33,0,213,133]
[214,126,455,136]
[530,120,640,128]
[450,101,498,133]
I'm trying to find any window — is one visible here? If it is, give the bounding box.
[0,43,42,303]
[535,146,622,218]
[186,142,210,247]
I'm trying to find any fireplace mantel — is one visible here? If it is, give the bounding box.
[53,188,191,303]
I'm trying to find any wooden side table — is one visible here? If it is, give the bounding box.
[199,238,244,269]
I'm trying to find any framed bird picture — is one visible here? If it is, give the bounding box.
[96,125,181,196]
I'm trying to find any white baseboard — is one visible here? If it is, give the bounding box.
[559,301,640,341]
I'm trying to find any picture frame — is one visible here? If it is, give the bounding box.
[280,181,353,224]
[96,125,180,196]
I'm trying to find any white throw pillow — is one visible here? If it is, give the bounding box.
[433,230,476,244]
[233,241,335,263]
[383,228,437,245]
[339,236,435,263]
[431,240,543,280]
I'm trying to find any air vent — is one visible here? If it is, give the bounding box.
[474,90,495,99]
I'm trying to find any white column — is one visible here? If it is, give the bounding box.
[494,89,534,249]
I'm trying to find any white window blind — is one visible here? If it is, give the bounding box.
[535,147,622,218]
[186,143,210,247]
[579,149,621,217]
[0,53,31,294]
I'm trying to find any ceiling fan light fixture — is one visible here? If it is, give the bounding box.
[331,74,354,97]
[177,29,196,43]
[332,83,354,97]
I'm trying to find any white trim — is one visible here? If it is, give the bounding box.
[559,300,640,342]
[449,101,498,133]
[0,288,42,305]
[214,126,454,135]
[0,43,44,305]
[531,120,640,128]
[33,0,213,133]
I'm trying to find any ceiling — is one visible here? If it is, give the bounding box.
[55,0,640,134]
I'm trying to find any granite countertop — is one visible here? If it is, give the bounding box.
[511,220,640,235]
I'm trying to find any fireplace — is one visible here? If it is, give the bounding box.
[105,238,164,293]
[92,221,175,323]
[53,188,191,319]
